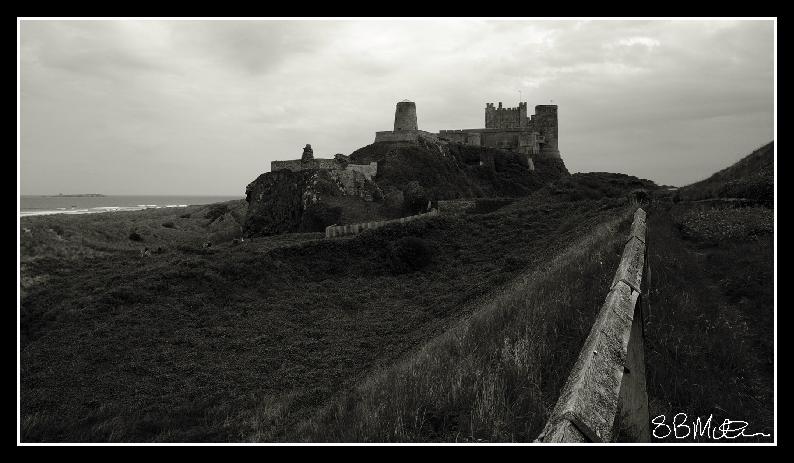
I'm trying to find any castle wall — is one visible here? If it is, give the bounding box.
[482,131,520,151]
[271,160,304,172]
[271,158,378,185]
[271,159,341,172]
[467,132,482,145]
[374,130,439,143]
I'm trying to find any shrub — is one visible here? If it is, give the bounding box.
[630,188,649,204]
[179,213,191,219]
[387,236,432,274]
[128,231,143,242]
[300,205,343,233]
[403,181,429,214]
[502,254,526,271]
[204,204,230,221]
[162,222,176,229]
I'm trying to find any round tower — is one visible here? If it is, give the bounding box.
[394,101,418,132]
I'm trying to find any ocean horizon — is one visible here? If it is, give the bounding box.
[19,194,244,217]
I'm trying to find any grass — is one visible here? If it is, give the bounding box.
[20,161,773,443]
[290,207,636,442]
[675,205,772,244]
[643,200,774,442]
[20,192,631,442]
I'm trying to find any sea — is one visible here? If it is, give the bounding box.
[19,195,244,217]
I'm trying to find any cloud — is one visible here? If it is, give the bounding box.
[19,19,774,194]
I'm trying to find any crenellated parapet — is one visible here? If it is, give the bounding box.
[485,101,529,129]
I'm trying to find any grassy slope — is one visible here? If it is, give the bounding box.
[292,207,636,442]
[642,141,774,442]
[644,201,774,442]
[20,191,631,442]
[675,141,773,205]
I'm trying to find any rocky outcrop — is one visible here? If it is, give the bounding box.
[246,137,569,238]
[243,168,383,237]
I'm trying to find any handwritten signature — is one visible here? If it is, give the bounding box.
[652,413,771,440]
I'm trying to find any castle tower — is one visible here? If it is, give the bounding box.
[534,105,561,158]
[394,101,418,132]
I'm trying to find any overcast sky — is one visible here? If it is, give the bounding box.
[19,19,774,195]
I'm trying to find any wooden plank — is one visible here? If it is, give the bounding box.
[611,234,646,292]
[612,297,651,442]
[541,208,648,443]
[628,210,647,244]
[541,281,637,442]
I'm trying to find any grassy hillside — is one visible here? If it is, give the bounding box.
[675,141,773,206]
[643,201,773,442]
[292,208,636,442]
[643,142,774,442]
[542,172,658,201]
[20,189,631,442]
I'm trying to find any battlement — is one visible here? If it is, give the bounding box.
[485,101,527,112]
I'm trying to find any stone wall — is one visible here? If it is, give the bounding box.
[272,158,377,177]
[325,208,439,238]
[270,160,305,172]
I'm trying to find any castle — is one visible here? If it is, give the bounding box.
[270,99,561,180]
[373,100,562,166]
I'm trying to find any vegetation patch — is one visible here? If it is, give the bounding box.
[21,193,629,442]
[643,200,773,442]
[675,206,772,244]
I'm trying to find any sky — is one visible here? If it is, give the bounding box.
[19,19,774,195]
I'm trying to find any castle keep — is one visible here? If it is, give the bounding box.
[438,102,561,160]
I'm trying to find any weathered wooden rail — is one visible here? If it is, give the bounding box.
[537,208,650,443]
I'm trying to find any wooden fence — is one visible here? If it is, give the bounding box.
[537,207,650,443]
